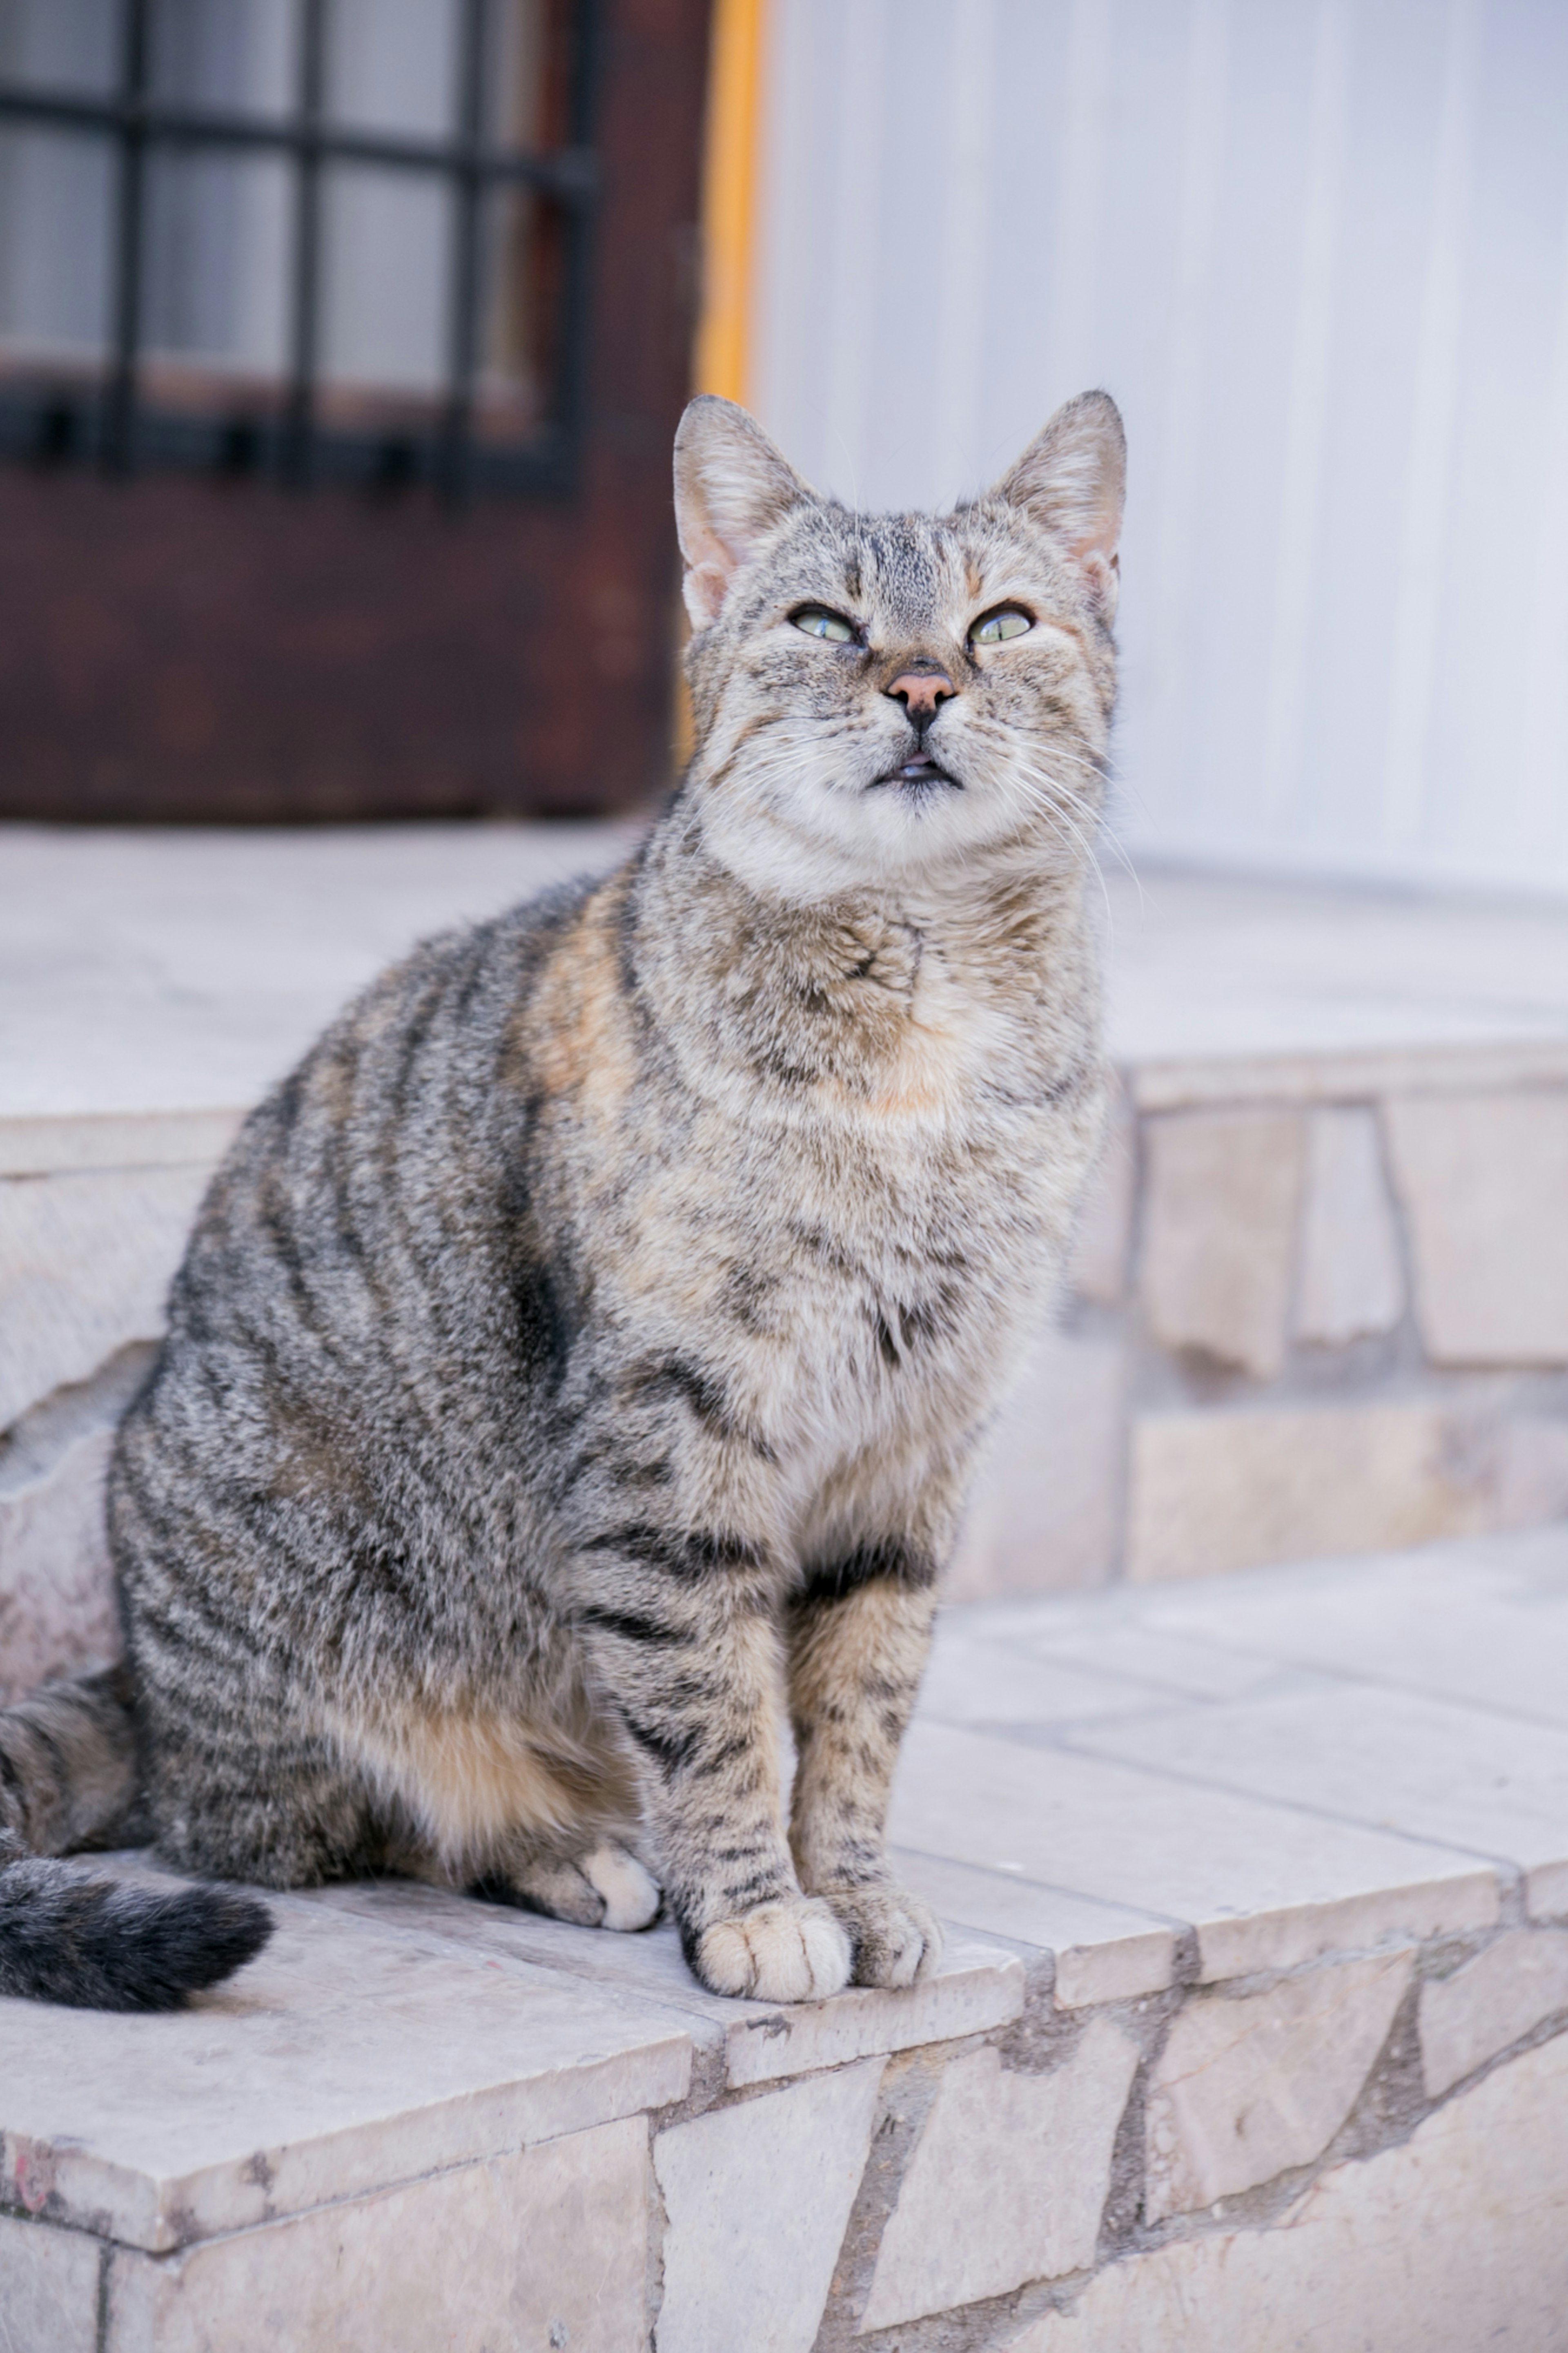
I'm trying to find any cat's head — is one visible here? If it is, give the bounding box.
[674,391,1125,901]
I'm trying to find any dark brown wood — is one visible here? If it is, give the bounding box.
[0,0,712,823]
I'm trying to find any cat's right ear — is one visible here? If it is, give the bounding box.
[674,396,813,630]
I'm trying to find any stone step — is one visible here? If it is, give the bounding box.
[6,1527,1568,2350]
[7,825,1568,1667]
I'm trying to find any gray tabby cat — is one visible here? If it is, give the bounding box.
[0,388,1125,2010]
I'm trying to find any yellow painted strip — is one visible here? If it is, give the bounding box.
[694,0,767,407]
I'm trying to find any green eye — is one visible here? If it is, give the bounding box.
[969,607,1033,645]
[791,607,857,644]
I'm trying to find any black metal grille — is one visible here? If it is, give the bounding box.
[0,0,599,495]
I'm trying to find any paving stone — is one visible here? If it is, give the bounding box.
[1139,1108,1305,1377]
[915,1626,1161,1729]
[944,1328,1125,1601]
[308,1878,1022,2089]
[719,1939,1022,2088]
[0,1422,121,1701]
[1009,2030,1568,2352]
[1144,1543,1568,1726]
[1529,1860,1568,1919]
[0,2211,102,2353]
[1051,1929,1180,2007]
[1098,867,1568,1076]
[0,1111,243,1179]
[0,1875,692,2250]
[1131,1040,1568,1111]
[889,1851,1180,2005]
[106,2114,649,2353]
[859,2019,1139,2331]
[889,1720,1499,1983]
[1384,1091,1568,1367]
[1125,1404,1490,1583]
[1,821,635,1122]
[652,2061,883,2353]
[938,1591,1118,1643]
[0,1165,208,1427]
[1075,1682,1568,1899]
[1145,1950,1412,2217]
[1421,1929,1568,2097]
[1293,1105,1406,1345]
[1022,1623,1281,1703]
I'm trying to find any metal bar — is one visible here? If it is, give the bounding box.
[281,0,327,485]
[551,0,600,451]
[0,82,597,200]
[102,0,150,473]
[567,0,599,146]
[439,0,489,502]
[0,0,600,494]
[0,380,570,484]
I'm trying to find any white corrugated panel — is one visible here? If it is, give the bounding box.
[749,0,1568,898]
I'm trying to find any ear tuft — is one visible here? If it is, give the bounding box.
[674,396,814,630]
[990,390,1126,618]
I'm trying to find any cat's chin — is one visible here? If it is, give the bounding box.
[699,785,1072,910]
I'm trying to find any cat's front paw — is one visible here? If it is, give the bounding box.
[695,1897,853,2002]
[479,1840,662,1932]
[820,1885,943,1989]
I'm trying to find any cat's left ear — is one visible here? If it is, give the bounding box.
[991,390,1126,620]
[674,396,815,630]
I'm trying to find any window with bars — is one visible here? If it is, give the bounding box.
[0,0,597,493]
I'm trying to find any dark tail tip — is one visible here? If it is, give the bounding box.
[109,1881,276,2011]
[0,1859,274,2012]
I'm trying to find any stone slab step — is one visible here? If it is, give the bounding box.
[6,1529,1568,2349]
[9,824,1568,1635]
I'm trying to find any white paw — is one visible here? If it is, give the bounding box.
[695,1897,853,2003]
[581,1844,662,1932]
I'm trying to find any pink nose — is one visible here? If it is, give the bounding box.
[886,670,956,718]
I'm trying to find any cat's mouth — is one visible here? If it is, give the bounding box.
[875,754,962,791]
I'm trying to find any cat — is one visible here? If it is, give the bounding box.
[0,387,1125,2011]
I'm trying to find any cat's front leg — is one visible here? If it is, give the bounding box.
[785,1557,944,1989]
[565,1526,853,2002]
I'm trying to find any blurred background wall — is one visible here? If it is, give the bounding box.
[2,0,1566,887]
[746,0,1568,901]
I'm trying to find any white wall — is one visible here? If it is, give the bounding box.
[751,0,1568,899]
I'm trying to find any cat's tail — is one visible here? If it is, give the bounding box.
[0,1665,272,2011]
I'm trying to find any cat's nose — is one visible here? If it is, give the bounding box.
[884,668,956,723]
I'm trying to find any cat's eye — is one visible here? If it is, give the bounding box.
[790,606,858,644]
[969,607,1033,645]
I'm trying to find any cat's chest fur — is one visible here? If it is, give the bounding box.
[535,862,1105,1503]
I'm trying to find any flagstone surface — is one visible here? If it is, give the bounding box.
[7,822,1568,2343]
[3,1530,1566,2346]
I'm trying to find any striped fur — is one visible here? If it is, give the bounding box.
[5,392,1125,2007]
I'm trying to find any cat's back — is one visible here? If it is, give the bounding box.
[112,870,610,1550]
